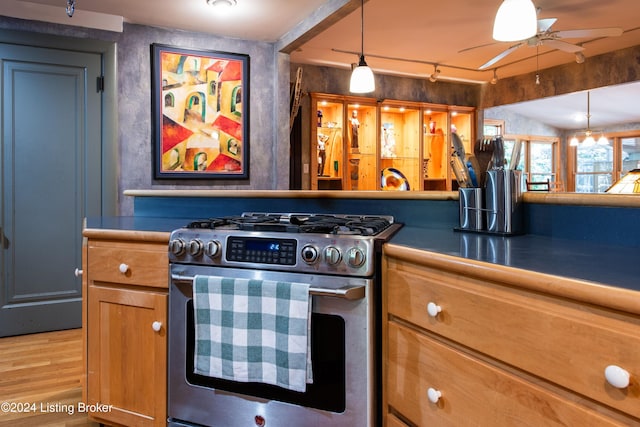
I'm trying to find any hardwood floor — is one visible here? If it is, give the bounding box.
[0,328,99,427]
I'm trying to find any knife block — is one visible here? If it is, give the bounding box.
[485,170,523,234]
[459,188,485,231]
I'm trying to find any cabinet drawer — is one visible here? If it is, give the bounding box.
[386,261,640,419]
[385,413,409,427]
[387,321,627,427]
[88,241,168,288]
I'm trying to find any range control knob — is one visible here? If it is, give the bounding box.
[301,245,319,264]
[204,240,222,258]
[169,239,186,256]
[188,239,204,257]
[347,247,366,268]
[324,246,342,265]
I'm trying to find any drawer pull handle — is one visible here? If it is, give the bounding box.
[427,387,442,404]
[605,365,630,388]
[74,268,83,277]
[152,321,162,332]
[427,302,442,317]
[119,263,129,274]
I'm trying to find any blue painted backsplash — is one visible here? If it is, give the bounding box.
[132,195,640,248]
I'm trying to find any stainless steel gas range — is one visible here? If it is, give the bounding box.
[167,213,402,427]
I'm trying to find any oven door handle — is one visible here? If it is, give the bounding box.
[171,274,366,300]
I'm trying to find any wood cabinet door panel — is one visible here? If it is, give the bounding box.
[387,321,626,427]
[87,285,167,427]
[386,258,640,418]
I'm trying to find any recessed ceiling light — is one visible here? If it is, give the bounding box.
[206,0,237,7]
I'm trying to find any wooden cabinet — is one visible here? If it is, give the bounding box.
[83,232,169,427]
[310,93,475,191]
[382,244,640,426]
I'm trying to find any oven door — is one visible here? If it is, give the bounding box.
[168,264,375,427]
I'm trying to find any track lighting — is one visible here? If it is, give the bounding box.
[429,65,440,83]
[490,69,498,85]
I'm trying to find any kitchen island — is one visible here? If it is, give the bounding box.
[83,189,639,426]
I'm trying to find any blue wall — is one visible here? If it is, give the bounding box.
[133,196,640,248]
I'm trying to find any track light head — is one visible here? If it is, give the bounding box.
[429,66,440,83]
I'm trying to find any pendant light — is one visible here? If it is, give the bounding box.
[569,91,609,147]
[492,0,538,42]
[349,0,375,93]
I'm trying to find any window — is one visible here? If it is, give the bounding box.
[621,137,640,174]
[483,119,504,137]
[574,133,640,193]
[529,141,555,182]
[502,137,558,188]
[575,144,613,193]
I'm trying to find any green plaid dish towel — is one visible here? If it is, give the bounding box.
[193,275,312,392]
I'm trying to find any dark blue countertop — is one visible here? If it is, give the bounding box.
[85,217,639,293]
[85,216,192,233]
[391,226,639,292]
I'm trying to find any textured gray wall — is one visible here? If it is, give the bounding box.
[0,16,283,215]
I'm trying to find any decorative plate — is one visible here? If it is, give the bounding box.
[381,167,410,191]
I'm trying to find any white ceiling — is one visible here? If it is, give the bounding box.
[6,0,640,130]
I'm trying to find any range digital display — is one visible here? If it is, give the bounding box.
[227,237,296,265]
[245,240,280,252]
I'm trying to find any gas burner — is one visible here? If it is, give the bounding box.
[186,217,240,229]
[185,213,393,236]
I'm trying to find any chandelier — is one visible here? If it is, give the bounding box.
[569,91,608,147]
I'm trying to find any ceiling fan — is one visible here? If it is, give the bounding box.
[463,17,623,70]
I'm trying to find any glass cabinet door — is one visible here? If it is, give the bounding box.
[311,95,344,190]
[450,107,475,190]
[379,103,420,190]
[346,102,378,190]
[422,108,449,190]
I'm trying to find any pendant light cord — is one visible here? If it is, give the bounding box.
[360,0,365,60]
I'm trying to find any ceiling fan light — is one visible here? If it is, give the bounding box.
[492,0,538,42]
[597,134,609,145]
[350,56,375,93]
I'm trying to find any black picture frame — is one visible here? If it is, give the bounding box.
[151,43,249,179]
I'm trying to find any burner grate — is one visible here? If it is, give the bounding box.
[185,213,392,236]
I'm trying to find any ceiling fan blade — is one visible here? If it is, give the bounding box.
[554,28,623,39]
[478,44,523,70]
[458,42,499,54]
[542,39,585,53]
[537,18,557,33]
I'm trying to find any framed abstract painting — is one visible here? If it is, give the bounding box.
[152,43,249,179]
